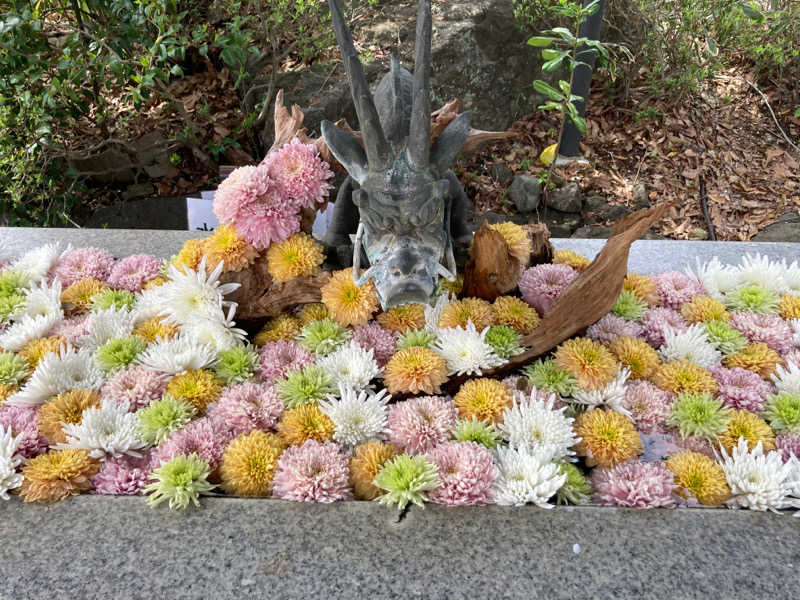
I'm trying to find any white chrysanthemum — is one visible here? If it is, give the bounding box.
[658,323,721,368]
[55,398,145,460]
[6,345,103,407]
[790,319,800,349]
[433,320,504,376]
[319,384,389,447]
[14,278,62,320]
[180,305,247,352]
[157,258,240,326]
[132,286,167,324]
[0,311,62,352]
[779,259,800,296]
[424,293,454,333]
[135,335,217,375]
[685,256,737,301]
[76,307,136,352]
[493,446,566,507]
[720,439,800,512]
[571,366,631,416]
[0,425,23,500]
[735,253,787,295]
[10,242,70,284]
[772,361,800,396]
[498,389,578,462]
[318,340,381,391]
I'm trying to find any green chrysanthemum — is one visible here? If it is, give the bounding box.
[91,288,136,311]
[611,290,648,321]
[452,417,502,449]
[374,454,440,510]
[762,393,800,435]
[0,293,25,323]
[277,364,335,408]
[95,336,146,373]
[724,284,779,315]
[137,395,197,445]
[296,318,351,356]
[213,345,258,385]
[667,392,732,440]
[145,453,216,510]
[556,462,592,505]
[0,351,31,385]
[484,325,523,359]
[396,330,437,350]
[0,269,30,296]
[521,358,578,397]
[704,319,748,355]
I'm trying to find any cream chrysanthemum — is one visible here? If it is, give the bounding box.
[383,347,448,395]
[433,321,504,376]
[498,390,577,462]
[135,335,217,375]
[321,269,379,327]
[253,314,302,346]
[319,385,389,448]
[492,446,566,507]
[658,324,722,368]
[317,341,381,392]
[454,378,512,424]
[720,439,800,512]
[55,398,145,460]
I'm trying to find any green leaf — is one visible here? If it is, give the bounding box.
[738,3,764,22]
[794,107,800,118]
[570,115,587,133]
[533,80,565,101]
[527,36,555,48]
[542,56,565,73]
[706,37,719,56]
[541,49,562,60]
[548,27,575,43]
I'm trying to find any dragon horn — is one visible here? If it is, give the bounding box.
[328,0,391,168]
[407,0,432,167]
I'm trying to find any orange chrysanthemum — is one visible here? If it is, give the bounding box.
[164,369,224,413]
[439,274,464,296]
[131,316,180,343]
[383,347,449,395]
[19,336,67,368]
[0,383,17,405]
[666,450,730,506]
[453,378,513,424]
[608,336,660,379]
[718,410,775,454]
[253,314,302,346]
[723,343,783,379]
[321,269,380,327]
[20,449,100,502]
[681,296,729,324]
[574,408,642,467]
[779,294,800,320]
[38,389,102,444]
[266,232,324,282]
[621,273,661,306]
[61,278,107,313]
[202,223,259,273]
[651,360,718,395]
[143,275,168,290]
[297,303,329,325]
[376,303,427,333]
[438,298,495,330]
[220,430,285,496]
[173,238,205,273]
[492,296,540,336]
[278,404,335,446]
[350,441,399,500]
[488,222,532,266]
[554,337,618,391]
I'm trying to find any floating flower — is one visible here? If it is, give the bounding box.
[276,364,335,408]
[19,448,100,502]
[297,303,329,325]
[0,425,23,499]
[0,312,63,353]
[95,336,146,374]
[652,271,705,310]
[720,439,799,512]
[519,263,578,315]
[521,358,578,397]
[681,296,729,324]
[651,360,717,396]
[396,329,437,351]
[264,137,334,208]
[762,393,800,435]
[76,307,135,352]
[622,380,674,434]
[572,367,631,415]
[658,323,722,368]
[484,325,523,360]
[492,295,540,335]
[278,403,335,446]
[773,361,800,396]
[452,417,502,449]
[16,278,62,320]
[150,417,232,469]
[383,346,448,395]
[272,439,351,503]
[621,273,660,305]
[723,342,783,379]
[608,336,660,379]
[499,390,577,462]
[555,462,592,505]
[554,337,618,391]
[376,303,427,333]
[106,254,162,292]
[710,365,771,412]
[210,345,257,385]
[207,382,284,438]
[19,336,68,369]
[0,405,48,458]
[134,336,216,378]
[586,313,644,345]
[493,446,565,507]
[55,398,145,460]
[425,441,497,506]
[776,434,800,462]
[49,315,91,343]
[724,284,780,315]
[667,391,731,440]
[387,395,457,453]
[666,450,730,506]
[296,317,351,357]
[640,306,688,348]
[202,224,259,274]
[253,314,302,346]
[319,385,389,448]
[165,369,224,413]
[374,453,439,510]
[349,441,398,500]
[321,269,379,327]
[266,232,324,282]
[257,340,314,383]
[350,322,396,366]
[553,249,590,271]
[318,341,381,391]
[719,410,775,454]
[592,461,676,509]
[137,396,197,445]
[703,319,748,355]
[92,454,151,496]
[779,294,800,320]
[611,290,648,321]
[488,222,531,267]
[220,430,285,497]
[13,242,67,284]
[729,312,793,354]
[574,408,642,468]
[38,389,102,444]
[0,351,31,386]
[90,289,136,312]
[172,239,204,274]
[438,298,495,331]
[454,378,512,425]
[434,321,503,376]
[52,247,115,287]
[145,453,215,510]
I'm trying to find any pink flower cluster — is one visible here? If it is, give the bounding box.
[52,247,115,287]
[592,460,677,509]
[150,418,233,470]
[101,366,170,412]
[387,396,458,454]
[426,441,497,506]
[640,307,688,347]
[651,271,705,310]
[623,380,674,434]
[92,454,151,495]
[587,314,644,344]
[0,405,48,459]
[49,315,90,342]
[106,254,162,292]
[206,382,284,438]
[258,340,315,382]
[272,440,352,503]
[710,365,773,412]
[351,323,397,366]
[519,264,578,315]
[729,312,793,354]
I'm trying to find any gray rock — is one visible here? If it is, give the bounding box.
[508,175,541,213]
[545,209,582,237]
[83,197,189,230]
[545,182,582,214]
[490,162,513,186]
[572,224,611,238]
[603,204,632,222]
[633,182,650,210]
[583,195,606,213]
[752,212,800,242]
[67,148,136,184]
[121,183,155,201]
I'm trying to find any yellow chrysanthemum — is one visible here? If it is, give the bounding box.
[779,294,800,320]
[554,337,618,391]
[321,268,380,327]
[574,408,642,468]
[492,296,540,336]
[438,298,495,331]
[278,404,335,446]
[723,343,783,379]
[61,278,107,312]
[220,430,285,496]
[164,369,224,413]
[718,410,776,454]
[143,275,168,290]
[253,314,302,346]
[376,303,427,333]
[0,383,17,405]
[19,448,100,503]
[488,222,532,266]
[350,441,398,500]
[621,273,661,306]
[173,238,205,273]
[266,232,324,282]
[19,336,67,368]
[38,389,102,444]
[453,378,513,424]
[297,303,329,325]
[681,296,729,324]
[383,347,448,395]
[202,223,259,273]
[553,249,591,271]
[608,336,660,380]
[651,360,718,395]
[439,274,464,296]
[131,316,180,344]
[665,450,730,506]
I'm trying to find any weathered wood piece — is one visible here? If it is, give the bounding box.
[461,220,521,300]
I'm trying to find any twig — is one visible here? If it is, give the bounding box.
[699,175,716,241]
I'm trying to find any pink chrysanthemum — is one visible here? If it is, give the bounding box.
[651,271,705,310]
[92,454,151,495]
[776,434,800,462]
[0,405,48,458]
[640,306,689,347]
[263,138,334,209]
[101,366,170,412]
[48,314,90,342]
[206,382,284,438]
[257,340,315,382]
[587,313,645,344]
[592,460,676,508]
[351,323,397,366]
[622,380,674,434]
[425,441,498,506]
[106,254,162,292]
[387,396,458,454]
[518,263,579,315]
[728,312,794,354]
[783,350,800,367]
[502,375,529,395]
[150,417,233,470]
[51,247,115,287]
[271,439,352,503]
[710,365,773,412]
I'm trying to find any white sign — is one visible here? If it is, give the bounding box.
[186,193,219,232]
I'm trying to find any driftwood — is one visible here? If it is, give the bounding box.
[524,223,554,266]
[461,221,522,300]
